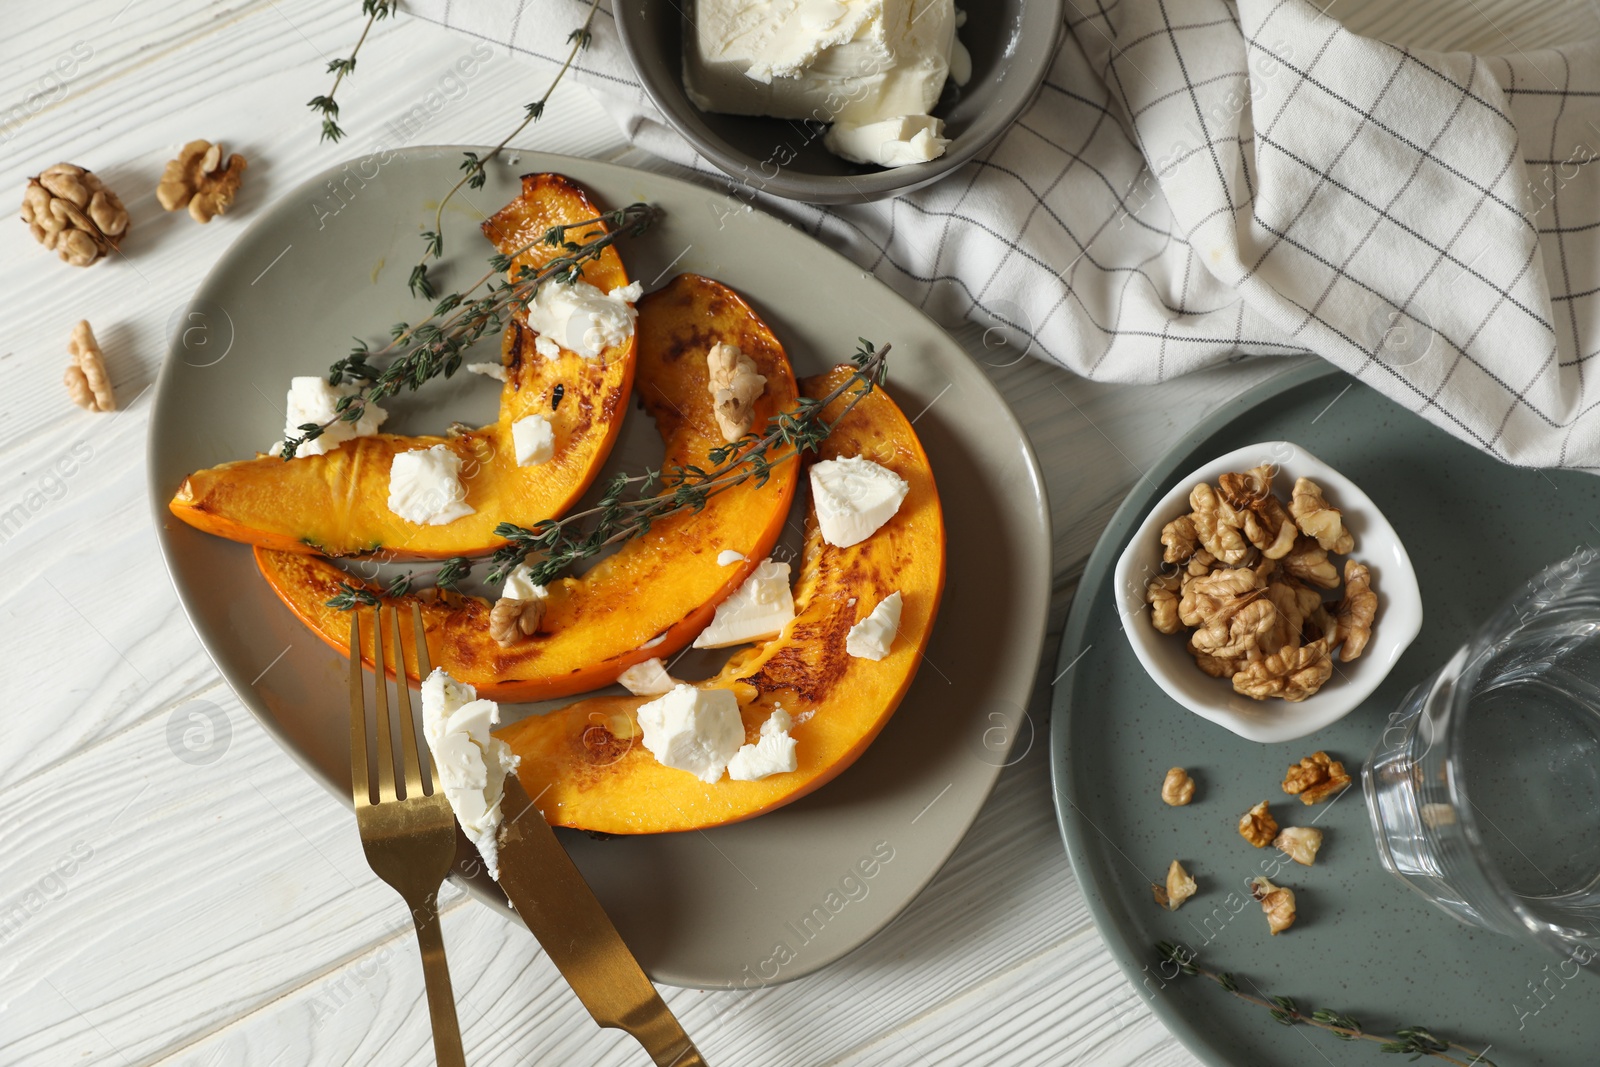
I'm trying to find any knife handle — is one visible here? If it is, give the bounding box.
[630,994,709,1066]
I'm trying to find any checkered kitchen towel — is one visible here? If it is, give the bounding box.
[411,0,1600,470]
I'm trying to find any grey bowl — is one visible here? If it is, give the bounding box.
[614,0,1064,204]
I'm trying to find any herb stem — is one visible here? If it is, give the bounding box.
[1154,943,1496,1067]
[411,0,602,292]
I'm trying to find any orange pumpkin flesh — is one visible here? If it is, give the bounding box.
[254,273,800,701]
[493,366,946,834]
[167,174,634,560]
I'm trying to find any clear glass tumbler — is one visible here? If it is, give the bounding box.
[1364,546,1600,975]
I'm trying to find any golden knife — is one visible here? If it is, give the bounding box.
[496,775,708,1067]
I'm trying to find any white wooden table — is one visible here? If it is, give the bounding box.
[2,2,1589,1063]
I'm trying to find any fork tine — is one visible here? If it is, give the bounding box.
[411,603,440,793]
[372,606,397,803]
[389,604,427,800]
[348,610,371,808]
[412,602,433,677]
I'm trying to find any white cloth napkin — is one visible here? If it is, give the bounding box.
[409,0,1600,470]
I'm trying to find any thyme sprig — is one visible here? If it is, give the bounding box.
[308,0,397,143]
[408,0,602,298]
[323,340,891,610]
[1154,943,1498,1066]
[280,201,658,460]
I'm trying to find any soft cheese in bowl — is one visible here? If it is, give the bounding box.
[684,0,971,168]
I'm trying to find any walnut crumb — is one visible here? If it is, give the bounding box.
[1250,875,1297,935]
[1273,826,1323,866]
[1152,859,1197,911]
[1238,800,1278,847]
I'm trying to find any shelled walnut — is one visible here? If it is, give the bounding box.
[1151,859,1197,911]
[157,140,247,223]
[1238,800,1278,847]
[1142,462,1379,701]
[489,595,544,647]
[1250,876,1297,935]
[1274,826,1323,866]
[705,342,765,442]
[21,163,129,266]
[1281,751,1351,804]
[1161,766,1195,806]
[64,320,115,411]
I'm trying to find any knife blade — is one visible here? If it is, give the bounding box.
[496,774,707,1067]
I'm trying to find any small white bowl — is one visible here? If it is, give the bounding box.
[1114,441,1422,744]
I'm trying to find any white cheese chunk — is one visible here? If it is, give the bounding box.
[534,335,560,360]
[846,591,902,660]
[420,668,519,880]
[617,657,678,696]
[511,414,555,467]
[275,375,387,458]
[641,632,668,649]
[825,115,950,168]
[693,558,795,648]
[808,456,909,547]
[465,361,507,381]
[501,563,547,603]
[727,709,799,781]
[716,549,747,566]
[636,684,745,783]
[525,279,642,361]
[683,0,963,166]
[387,445,474,525]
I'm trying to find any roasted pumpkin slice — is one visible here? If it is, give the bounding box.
[493,365,946,834]
[167,174,634,560]
[255,273,801,699]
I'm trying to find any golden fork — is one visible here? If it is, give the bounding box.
[349,603,466,1067]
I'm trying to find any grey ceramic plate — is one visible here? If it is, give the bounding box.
[1051,362,1600,1064]
[148,147,1050,989]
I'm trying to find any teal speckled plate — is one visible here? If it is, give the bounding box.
[1052,363,1600,1066]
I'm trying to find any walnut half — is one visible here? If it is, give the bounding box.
[1238,800,1278,847]
[706,342,765,442]
[489,595,544,647]
[1281,751,1351,805]
[158,140,248,223]
[64,320,115,411]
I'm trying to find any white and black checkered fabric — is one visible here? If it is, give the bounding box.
[411,0,1600,470]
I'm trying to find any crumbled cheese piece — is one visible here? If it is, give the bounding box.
[511,414,555,466]
[275,376,387,457]
[727,709,798,781]
[420,669,519,879]
[465,361,507,381]
[846,591,903,660]
[502,562,547,603]
[825,115,950,168]
[388,445,474,525]
[524,279,642,361]
[693,558,795,648]
[717,549,747,566]
[636,684,745,783]
[641,632,667,650]
[809,456,909,547]
[534,335,560,360]
[617,657,678,696]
